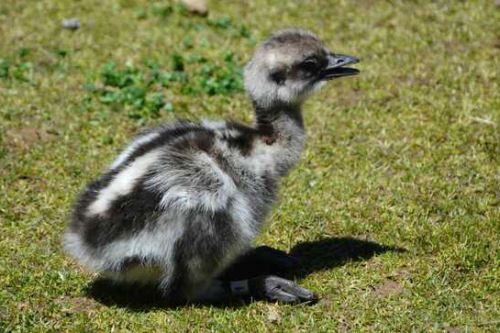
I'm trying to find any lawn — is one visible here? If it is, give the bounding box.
[0,0,499,331]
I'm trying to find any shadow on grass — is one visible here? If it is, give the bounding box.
[86,278,250,311]
[288,237,406,280]
[85,236,405,311]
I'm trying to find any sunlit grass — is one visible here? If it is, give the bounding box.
[0,0,498,331]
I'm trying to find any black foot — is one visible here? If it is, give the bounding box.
[249,275,318,304]
[219,246,300,281]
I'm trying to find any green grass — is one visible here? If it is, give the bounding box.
[1,0,499,331]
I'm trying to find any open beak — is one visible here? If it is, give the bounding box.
[320,53,360,80]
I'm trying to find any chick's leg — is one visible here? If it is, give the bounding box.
[217,246,300,281]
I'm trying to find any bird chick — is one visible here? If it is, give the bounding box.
[63,28,360,304]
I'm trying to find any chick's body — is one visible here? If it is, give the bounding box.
[64,115,304,300]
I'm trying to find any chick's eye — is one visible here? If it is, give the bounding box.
[298,59,319,72]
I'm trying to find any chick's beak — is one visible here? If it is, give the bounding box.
[320,53,360,80]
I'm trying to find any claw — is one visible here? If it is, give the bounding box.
[250,275,318,304]
[267,287,299,303]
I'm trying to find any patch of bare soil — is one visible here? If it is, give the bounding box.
[5,127,57,150]
[55,296,99,314]
[371,279,404,298]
